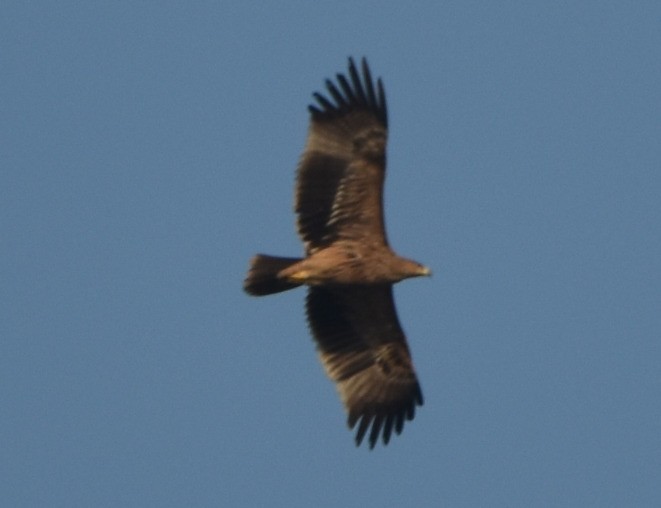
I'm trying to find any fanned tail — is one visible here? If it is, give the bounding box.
[243,254,303,296]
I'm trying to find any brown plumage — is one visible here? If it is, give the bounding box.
[244,58,430,448]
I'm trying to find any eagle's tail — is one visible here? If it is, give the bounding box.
[243,254,303,296]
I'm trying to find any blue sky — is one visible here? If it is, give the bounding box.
[2,2,660,506]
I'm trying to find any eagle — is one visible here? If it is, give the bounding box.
[243,57,430,448]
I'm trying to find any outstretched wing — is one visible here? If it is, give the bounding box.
[306,285,423,448]
[296,57,389,254]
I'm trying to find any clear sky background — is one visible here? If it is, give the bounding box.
[2,2,660,506]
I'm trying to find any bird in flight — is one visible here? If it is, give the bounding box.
[244,57,430,448]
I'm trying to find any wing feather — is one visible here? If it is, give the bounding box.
[296,57,389,253]
[306,285,423,448]
[336,74,356,103]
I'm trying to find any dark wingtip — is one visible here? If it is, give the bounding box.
[349,387,423,449]
[309,56,388,128]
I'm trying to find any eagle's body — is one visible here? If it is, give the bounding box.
[244,58,430,448]
[279,242,427,286]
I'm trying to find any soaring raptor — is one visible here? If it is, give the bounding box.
[244,58,430,448]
